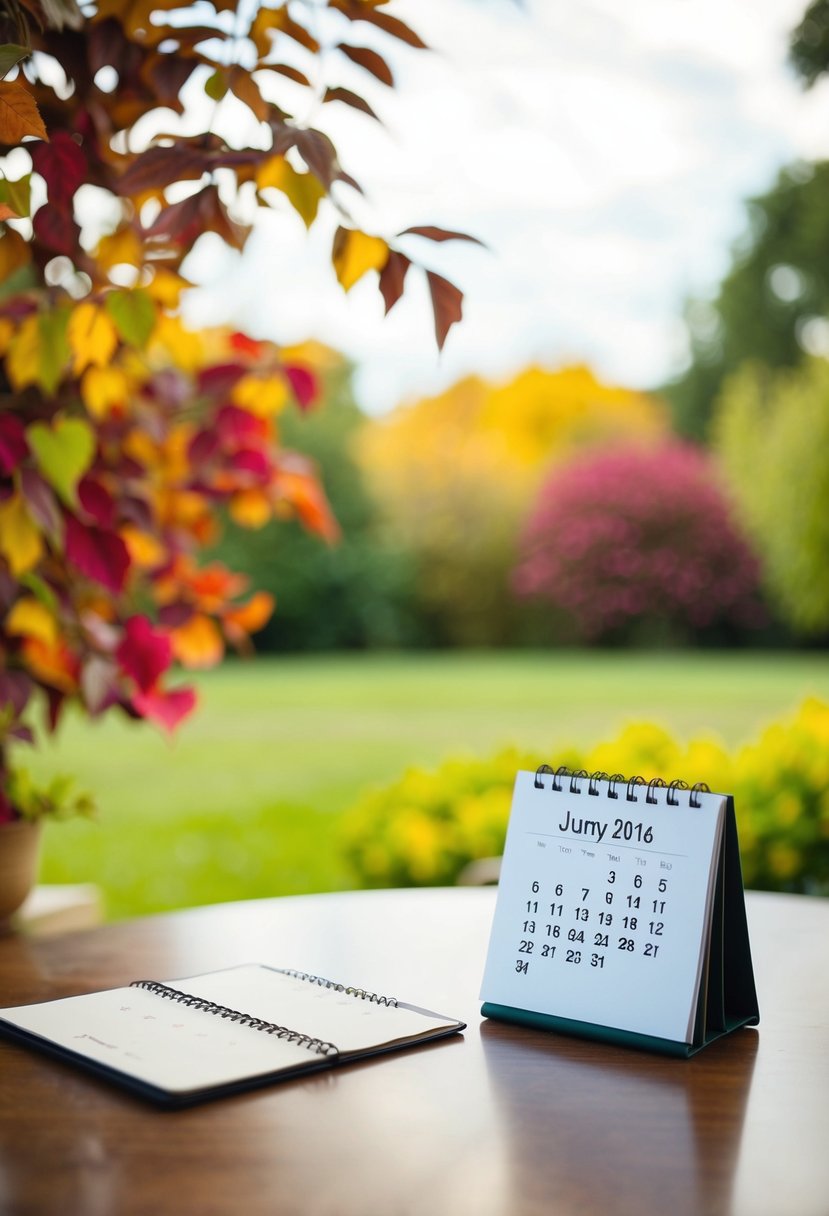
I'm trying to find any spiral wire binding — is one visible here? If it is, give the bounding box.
[533,765,710,807]
[128,980,340,1056]
[276,969,398,1007]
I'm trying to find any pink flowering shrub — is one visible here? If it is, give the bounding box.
[512,442,765,642]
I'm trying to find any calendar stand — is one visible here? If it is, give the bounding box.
[480,769,759,1057]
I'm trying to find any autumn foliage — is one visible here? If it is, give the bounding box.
[513,441,765,643]
[358,365,668,644]
[0,0,468,817]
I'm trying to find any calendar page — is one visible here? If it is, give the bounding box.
[480,771,726,1044]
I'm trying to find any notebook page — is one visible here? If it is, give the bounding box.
[176,965,461,1054]
[0,983,315,1095]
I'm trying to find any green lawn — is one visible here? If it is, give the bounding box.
[30,650,829,920]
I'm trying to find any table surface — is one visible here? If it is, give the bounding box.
[0,888,827,1216]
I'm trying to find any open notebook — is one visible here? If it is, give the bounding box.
[0,964,466,1106]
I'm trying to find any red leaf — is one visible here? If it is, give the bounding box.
[145,184,249,251]
[426,271,463,351]
[398,225,485,247]
[32,203,81,255]
[196,361,246,396]
[0,413,29,475]
[216,404,270,446]
[336,43,394,87]
[65,514,131,593]
[284,364,319,409]
[29,134,87,207]
[188,429,221,466]
[132,684,197,733]
[322,87,380,121]
[293,128,339,188]
[0,669,33,717]
[144,54,200,110]
[229,448,271,480]
[20,468,62,538]
[118,144,213,196]
[378,251,411,315]
[116,614,172,694]
[45,687,65,734]
[78,476,116,528]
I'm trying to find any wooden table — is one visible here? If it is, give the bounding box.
[0,888,827,1216]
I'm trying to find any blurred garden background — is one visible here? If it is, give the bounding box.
[2,0,829,919]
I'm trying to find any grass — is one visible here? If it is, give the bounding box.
[29,649,829,920]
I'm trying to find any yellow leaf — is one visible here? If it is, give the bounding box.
[231,372,289,417]
[170,614,224,669]
[5,597,57,646]
[120,525,167,570]
[5,314,41,390]
[332,228,389,292]
[80,365,131,418]
[94,227,143,272]
[122,427,159,469]
[228,488,273,529]
[148,313,204,372]
[146,267,190,307]
[255,155,325,228]
[0,493,43,575]
[68,301,120,375]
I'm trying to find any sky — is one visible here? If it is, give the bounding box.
[182,0,829,414]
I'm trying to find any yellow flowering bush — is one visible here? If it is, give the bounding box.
[340,699,829,894]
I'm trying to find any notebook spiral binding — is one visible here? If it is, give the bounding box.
[276,969,398,1007]
[533,764,711,809]
[128,980,339,1056]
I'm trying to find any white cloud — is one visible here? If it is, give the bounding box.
[184,0,829,412]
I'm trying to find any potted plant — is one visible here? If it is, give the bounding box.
[0,746,95,923]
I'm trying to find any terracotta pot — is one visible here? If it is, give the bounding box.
[0,819,42,924]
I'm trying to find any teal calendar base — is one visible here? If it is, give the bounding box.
[480,1002,758,1058]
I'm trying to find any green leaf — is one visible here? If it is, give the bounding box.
[205,69,228,101]
[0,173,31,218]
[105,288,156,348]
[37,308,71,393]
[20,570,59,613]
[0,263,36,303]
[0,45,29,80]
[27,415,96,508]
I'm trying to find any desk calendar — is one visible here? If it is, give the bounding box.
[480,767,759,1056]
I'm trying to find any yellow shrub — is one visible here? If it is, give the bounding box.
[341,699,829,893]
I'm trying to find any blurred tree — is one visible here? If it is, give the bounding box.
[663,160,829,439]
[712,358,829,637]
[212,345,420,651]
[358,365,667,646]
[790,0,829,86]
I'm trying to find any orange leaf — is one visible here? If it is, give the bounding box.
[223,590,274,637]
[0,81,48,145]
[20,636,79,694]
[170,613,224,669]
[278,467,340,543]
